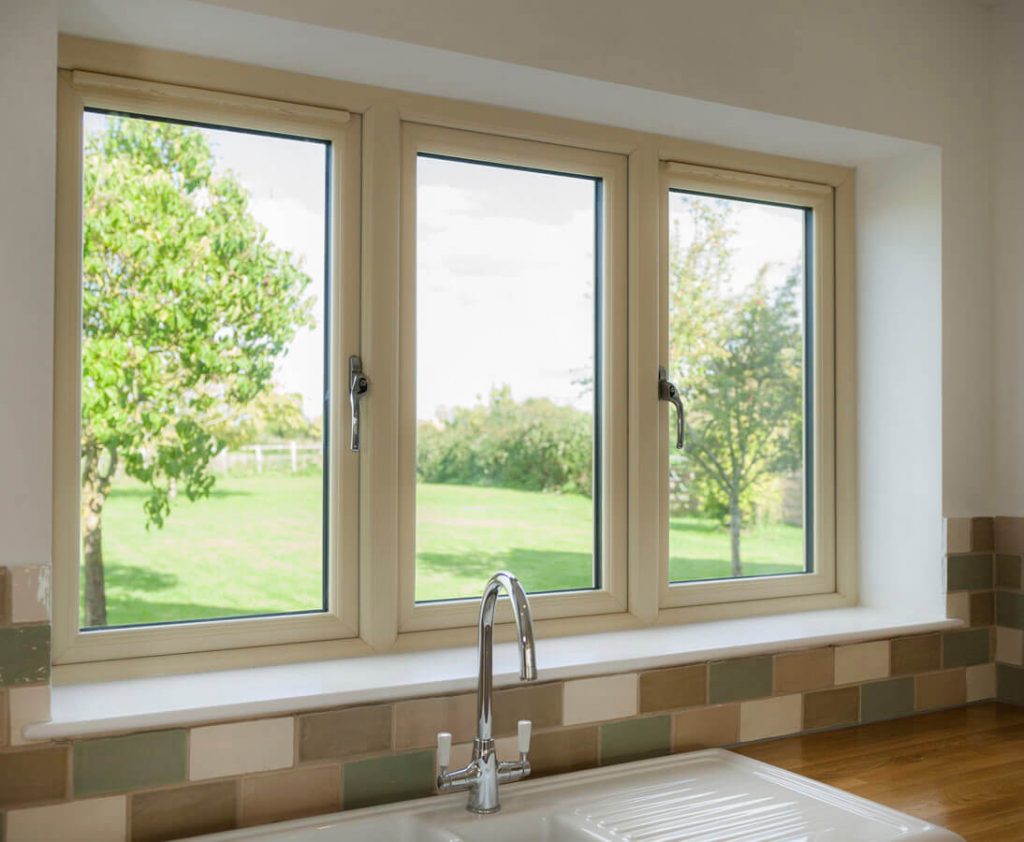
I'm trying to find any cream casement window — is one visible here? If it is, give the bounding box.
[52,39,854,677]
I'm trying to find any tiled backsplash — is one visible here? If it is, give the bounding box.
[0,519,1007,841]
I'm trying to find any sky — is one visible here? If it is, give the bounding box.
[84,111,805,424]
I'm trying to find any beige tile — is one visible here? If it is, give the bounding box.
[802,686,859,730]
[672,704,739,752]
[298,704,391,761]
[395,693,475,750]
[493,683,562,736]
[995,517,1024,554]
[0,745,68,808]
[240,765,341,827]
[995,627,1023,665]
[774,648,833,694]
[966,663,997,702]
[190,717,294,780]
[638,664,706,713]
[946,592,971,623]
[834,641,890,685]
[9,684,50,745]
[8,796,126,842]
[946,518,972,554]
[9,566,49,624]
[563,674,637,725]
[131,781,236,842]
[891,634,941,676]
[739,695,802,743]
[915,669,967,711]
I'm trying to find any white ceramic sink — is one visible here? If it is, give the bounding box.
[195,749,962,841]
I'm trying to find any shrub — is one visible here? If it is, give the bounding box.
[417,387,592,496]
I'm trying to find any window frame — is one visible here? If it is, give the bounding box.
[394,123,629,633]
[657,162,838,611]
[52,37,858,679]
[51,70,362,665]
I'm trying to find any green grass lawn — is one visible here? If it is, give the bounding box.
[90,476,804,627]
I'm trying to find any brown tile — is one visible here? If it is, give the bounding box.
[0,568,9,625]
[972,518,995,552]
[240,764,341,827]
[0,745,68,807]
[131,781,236,842]
[493,683,562,737]
[997,555,1022,590]
[638,664,706,713]
[803,686,859,730]
[995,518,1024,554]
[672,704,739,752]
[0,688,8,746]
[526,726,598,778]
[915,669,967,711]
[298,704,391,761]
[395,694,475,750]
[774,648,833,694]
[891,634,942,676]
[970,592,995,627]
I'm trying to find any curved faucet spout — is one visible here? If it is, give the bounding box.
[477,571,536,743]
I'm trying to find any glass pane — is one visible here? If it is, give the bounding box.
[667,190,810,583]
[415,154,600,602]
[79,110,329,628]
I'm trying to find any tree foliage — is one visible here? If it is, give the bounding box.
[80,116,313,625]
[417,386,593,496]
[668,197,803,576]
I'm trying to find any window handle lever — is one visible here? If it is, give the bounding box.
[349,355,369,453]
[658,366,685,450]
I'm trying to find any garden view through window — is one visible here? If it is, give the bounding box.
[667,190,811,583]
[414,154,601,602]
[79,110,329,629]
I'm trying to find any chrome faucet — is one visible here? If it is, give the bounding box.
[436,571,537,814]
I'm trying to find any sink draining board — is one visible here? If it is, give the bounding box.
[193,749,963,841]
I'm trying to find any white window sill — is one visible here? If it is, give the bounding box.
[29,607,960,740]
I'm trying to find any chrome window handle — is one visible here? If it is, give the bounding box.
[658,366,685,450]
[349,355,369,453]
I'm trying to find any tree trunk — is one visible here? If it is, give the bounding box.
[729,493,742,578]
[81,450,112,627]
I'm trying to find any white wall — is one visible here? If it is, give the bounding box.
[992,0,1024,514]
[194,0,995,516]
[856,150,943,614]
[0,1,57,568]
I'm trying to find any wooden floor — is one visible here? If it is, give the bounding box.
[736,703,1024,841]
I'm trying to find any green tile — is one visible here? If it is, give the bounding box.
[860,677,914,723]
[709,656,772,703]
[946,554,993,591]
[600,716,670,766]
[73,730,187,796]
[943,628,991,668]
[997,591,1024,630]
[998,664,1024,706]
[0,626,50,686]
[996,555,1022,590]
[343,751,434,810]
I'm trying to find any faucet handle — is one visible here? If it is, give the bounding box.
[517,720,532,757]
[437,731,452,770]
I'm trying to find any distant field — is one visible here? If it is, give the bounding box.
[89,476,803,627]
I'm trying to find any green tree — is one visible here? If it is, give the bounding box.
[669,198,803,576]
[81,117,313,626]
